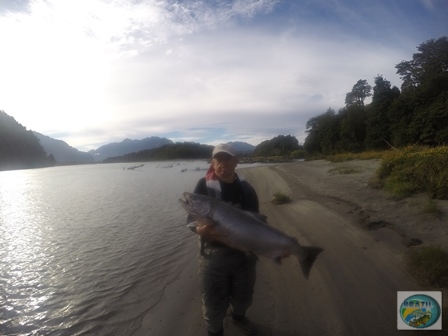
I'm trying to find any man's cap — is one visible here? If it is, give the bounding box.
[212,143,236,158]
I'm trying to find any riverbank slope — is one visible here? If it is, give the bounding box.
[133,159,447,335]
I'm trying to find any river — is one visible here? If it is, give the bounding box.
[0,161,215,335]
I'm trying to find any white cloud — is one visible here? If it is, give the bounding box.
[0,0,445,151]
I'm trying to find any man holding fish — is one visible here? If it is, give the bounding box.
[186,143,259,336]
[180,143,323,336]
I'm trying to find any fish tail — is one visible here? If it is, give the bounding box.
[298,246,324,279]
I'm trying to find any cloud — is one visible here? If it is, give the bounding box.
[0,0,445,151]
[0,0,30,13]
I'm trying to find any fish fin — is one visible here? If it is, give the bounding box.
[299,246,324,279]
[244,211,268,223]
[187,217,215,234]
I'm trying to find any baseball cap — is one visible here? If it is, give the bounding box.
[212,143,236,158]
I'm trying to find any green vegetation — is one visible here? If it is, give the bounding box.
[319,146,448,201]
[407,245,448,287]
[0,110,55,171]
[104,135,305,163]
[304,37,448,155]
[302,36,448,203]
[326,151,386,162]
[272,191,291,205]
[254,135,303,159]
[423,198,444,219]
[376,146,448,199]
[303,36,448,268]
[240,156,294,164]
[328,166,361,175]
[103,142,214,162]
[319,146,448,288]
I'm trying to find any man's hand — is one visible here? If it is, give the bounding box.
[196,224,212,236]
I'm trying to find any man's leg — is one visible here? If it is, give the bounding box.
[229,255,257,334]
[199,252,231,334]
[230,255,256,316]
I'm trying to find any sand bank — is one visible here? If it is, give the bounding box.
[133,160,447,336]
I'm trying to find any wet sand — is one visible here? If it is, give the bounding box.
[133,160,447,336]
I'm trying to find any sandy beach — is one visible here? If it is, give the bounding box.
[133,159,447,336]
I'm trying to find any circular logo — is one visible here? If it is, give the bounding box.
[399,294,441,328]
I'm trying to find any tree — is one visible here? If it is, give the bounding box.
[304,37,448,153]
[254,135,300,157]
[365,75,400,149]
[337,105,366,152]
[304,108,341,154]
[345,79,372,107]
[396,37,448,92]
[393,36,448,146]
[103,142,214,162]
[408,92,448,146]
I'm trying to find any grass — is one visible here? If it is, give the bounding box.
[314,146,448,289]
[320,146,448,200]
[423,198,444,219]
[328,166,362,175]
[407,245,448,287]
[326,151,386,162]
[272,191,291,205]
[377,146,448,200]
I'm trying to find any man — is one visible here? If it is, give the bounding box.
[189,143,259,336]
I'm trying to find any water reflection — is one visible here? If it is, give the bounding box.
[0,163,202,335]
[0,169,50,330]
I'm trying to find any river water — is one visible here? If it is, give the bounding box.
[0,161,216,336]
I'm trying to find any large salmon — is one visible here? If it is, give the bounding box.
[179,192,323,279]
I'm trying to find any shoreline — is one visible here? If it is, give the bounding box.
[134,159,447,335]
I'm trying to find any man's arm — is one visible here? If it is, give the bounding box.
[187,177,207,224]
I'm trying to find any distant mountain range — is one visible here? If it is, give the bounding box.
[35,134,176,163]
[88,137,174,162]
[35,133,255,164]
[33,132,95,164]
[226,141,255,154]
[1,110,256,167]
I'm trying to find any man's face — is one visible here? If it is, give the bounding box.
[212,153,238,181]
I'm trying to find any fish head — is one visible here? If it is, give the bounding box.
[179,192,212,218]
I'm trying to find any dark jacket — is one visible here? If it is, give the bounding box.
[193,176,259,212]
[191,175,259,250]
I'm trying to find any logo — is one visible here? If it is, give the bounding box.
[397,291,442,330]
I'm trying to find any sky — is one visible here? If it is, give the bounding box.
[0,0,447,152]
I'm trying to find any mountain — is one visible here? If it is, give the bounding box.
[226,141,255,155]
[33,131,94,164]
[0,110,54,171]
[89,137,174,162]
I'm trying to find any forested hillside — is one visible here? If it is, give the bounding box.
[254,135,304,158]
[0,111,55,171]
[103,142,214,162]
[304,36,448,154]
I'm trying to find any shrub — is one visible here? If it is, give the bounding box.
[328,166,361,175]
[272,191,291,205]
[407,245,448,287]
[376,146,448,199]
[327,150,386,162]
